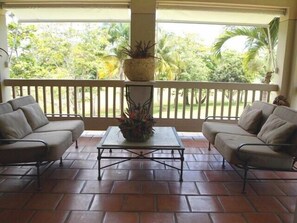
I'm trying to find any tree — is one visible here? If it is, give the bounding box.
[213,17,279,83]
[103,23,130,79]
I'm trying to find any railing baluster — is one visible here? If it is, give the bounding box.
[221,89,225,117]
[236,90,240,117]
[98,86,100,117]
[190,88,194,119]
[66,86,70,114]
[167,87,171,118]
[74,86,77,115]
[50,86,54,114]
[198,88,202,119]
[182,88,186,119]
[214,89,217,117]
[159,87,163,118]
[174,88,179,119]
[228,90,233,117]
[205,89,210,118]
[105,87,108,118]
[58,86,62,114]
[113,87,116,118]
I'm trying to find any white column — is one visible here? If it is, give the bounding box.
[128,0,156,109]
[275,16,297,108]
[0,9,10,102]
[130,0,156,55]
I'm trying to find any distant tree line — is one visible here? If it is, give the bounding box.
[7,20,278,84]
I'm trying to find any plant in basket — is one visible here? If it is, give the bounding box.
[121,40,157,81]
[118,100,156,142]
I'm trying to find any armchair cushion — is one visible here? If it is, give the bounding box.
[0,109,32,140]
[257,114,297,150]
[20,103,49,130]
[238,105,262,134]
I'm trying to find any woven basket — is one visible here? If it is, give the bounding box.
[123,58,155,81]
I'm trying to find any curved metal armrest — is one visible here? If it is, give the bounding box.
[237,143,296,152]
[45,113,83,121]
[0,138,49,153]
[204,115,240,121]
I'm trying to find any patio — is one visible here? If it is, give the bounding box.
[0,131,295,223]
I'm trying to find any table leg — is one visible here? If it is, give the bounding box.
[98,148,102,180]
[179,149,184,182]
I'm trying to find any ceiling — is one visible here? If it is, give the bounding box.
[1,1,286,26]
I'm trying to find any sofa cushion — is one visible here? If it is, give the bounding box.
[20,103,49,130]
[250,101,277,126]
[0,109,32,140]
[0,131,72,164]
[34,120,84,142]
[214,133,294,170]
[238,105,262,134]
[257,114,297,150]
[0,103,13,115]
[8,95,36,110]
[202,122,254,144]
[272,106,297,156]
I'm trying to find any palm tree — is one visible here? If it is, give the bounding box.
[105,23,129,80]
[155,30,179,80]
[213,17,279,84]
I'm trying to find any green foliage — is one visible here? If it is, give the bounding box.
[209,50,250,83]
[212,17,279,82]
[7,21,270,83]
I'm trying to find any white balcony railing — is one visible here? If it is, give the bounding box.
[3,79,279,132]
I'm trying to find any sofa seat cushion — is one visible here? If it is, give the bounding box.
[0,131,72,164]
[202,122,254,144]
[20,103,49,130]
[0,110,32,140]
[34,120,84,141]
[214,133,294,170]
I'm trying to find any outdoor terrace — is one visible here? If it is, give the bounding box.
[0,131,295,223]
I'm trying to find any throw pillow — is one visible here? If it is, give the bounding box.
[238,105,262,134]
[20,103,49,130]
[0,109,32,139]
[257,114,297,150]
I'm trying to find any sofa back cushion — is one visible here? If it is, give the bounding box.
[251,101,277,126]
[238,105,262,134]
[257,114,296,151]
[20,103,49,130]
[0,103,13,115]
[0,109,33,140]
[272,106,297,155]
[8,95,36,110]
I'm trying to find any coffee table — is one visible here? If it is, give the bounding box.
[97,126,185,181]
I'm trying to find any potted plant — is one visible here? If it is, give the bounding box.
[122,41,156,81]
[117,101,156,142]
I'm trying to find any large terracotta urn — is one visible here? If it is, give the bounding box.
[123,58,155,81]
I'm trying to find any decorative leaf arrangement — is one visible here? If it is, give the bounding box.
[118,101,156,142]
[121,41,156,59]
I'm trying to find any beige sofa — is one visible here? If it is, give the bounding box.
[0,95,84,187]
[202,101,297,192]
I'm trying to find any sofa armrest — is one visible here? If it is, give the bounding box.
[0,138,49,153]
[204,116,240,121]
[45,113,83,121]
[237,143,296,152]
[236,143,297,167]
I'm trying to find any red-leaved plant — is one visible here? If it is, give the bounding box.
[118,102,155,142]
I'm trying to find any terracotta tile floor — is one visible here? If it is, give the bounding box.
[0,131,296,223]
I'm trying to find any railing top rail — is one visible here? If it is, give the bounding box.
[4,79,279,91]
